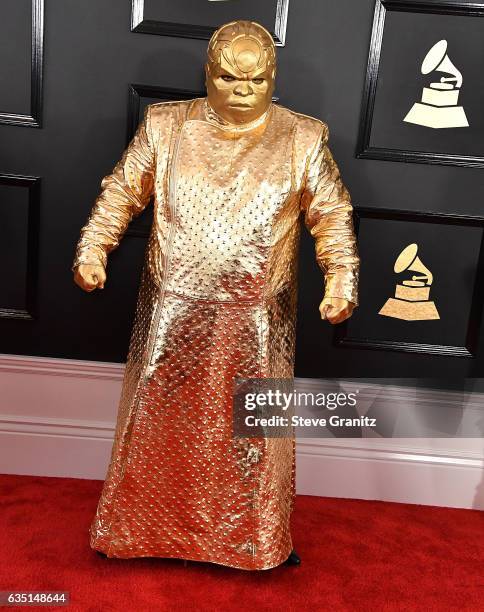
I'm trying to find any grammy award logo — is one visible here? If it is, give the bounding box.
[404,39,469,129]
[379,243,440,321]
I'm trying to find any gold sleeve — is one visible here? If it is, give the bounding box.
[300,123,360,306]
[71,105,155,271]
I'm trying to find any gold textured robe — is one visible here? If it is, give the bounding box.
[72,97,359,570]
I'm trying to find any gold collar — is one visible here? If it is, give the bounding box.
[203,98,272,133]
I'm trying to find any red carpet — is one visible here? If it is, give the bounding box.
[0,474,483,611]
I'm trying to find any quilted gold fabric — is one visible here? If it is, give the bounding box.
[72,97,360,570]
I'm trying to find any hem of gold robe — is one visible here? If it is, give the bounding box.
[90,541,294,572]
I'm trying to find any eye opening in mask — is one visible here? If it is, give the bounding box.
[219,74,265,84]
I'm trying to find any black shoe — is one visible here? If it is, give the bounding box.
[284,549,301,565]
[95,550,107,558]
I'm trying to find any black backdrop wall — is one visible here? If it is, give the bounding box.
[1,0,484,383]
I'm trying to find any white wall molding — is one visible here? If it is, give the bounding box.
[0,353,125,380]
[297,439,484,468]
[0,353,483,509]
[0,413,113,440]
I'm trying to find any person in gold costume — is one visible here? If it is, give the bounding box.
[72,20,360,571]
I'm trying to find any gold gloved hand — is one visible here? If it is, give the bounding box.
[319,296,355,324]
[73,264,106,293]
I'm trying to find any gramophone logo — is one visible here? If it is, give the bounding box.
[379,243,440,321]
[404,39,469,129]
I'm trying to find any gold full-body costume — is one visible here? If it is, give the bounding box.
[72,21,359,570]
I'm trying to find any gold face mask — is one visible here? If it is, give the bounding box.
[205,20,276,125]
